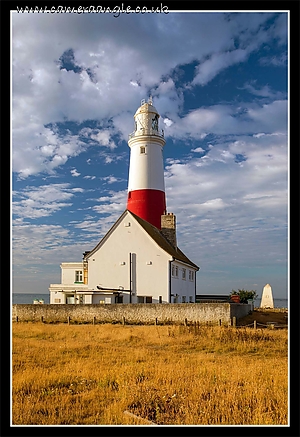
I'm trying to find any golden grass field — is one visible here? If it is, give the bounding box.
[12,321,288,426]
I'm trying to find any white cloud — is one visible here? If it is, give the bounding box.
[71,168,81,177]
[247,100,287,132]
[90,129,117,150]
[192,49,249,86]
[164,143,287,282]
[164,129,287,222]
[242,82,285,99]
[163,118,173,127]
[101,176,122,184]
[163,100,287,140]
[259,53,287,67]
[12,12,283,178]
[13,183,84,219]
[192,147,205,153]
[12,124,87,179]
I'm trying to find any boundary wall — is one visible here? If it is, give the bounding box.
[12,303,251,324]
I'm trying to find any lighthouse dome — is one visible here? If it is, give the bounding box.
[128,97,165,143]
[134,97,159,118]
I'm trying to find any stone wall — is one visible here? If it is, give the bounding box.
[12,303,251,324]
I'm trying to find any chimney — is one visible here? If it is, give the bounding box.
[161,213,177,249]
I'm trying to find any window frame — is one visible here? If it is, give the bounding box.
[75,270,83,283]
[189,270,194,282]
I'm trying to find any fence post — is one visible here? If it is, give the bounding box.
[122,316,126,326]
[254,320,257,329]
[93,316,96,325]
[184,318,188,327]
[68,316,71,325]
[218,319,222,326]
[155,317,158,325]
[233,316,236,327]
[41,316,44,323]
[16,316,18,323]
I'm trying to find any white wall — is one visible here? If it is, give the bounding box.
[61,262,84,284]
[50,291,65,304]
[87,212,171,303]
[128,142,165,191]
[85,294,92,304]
[171,261,196,303]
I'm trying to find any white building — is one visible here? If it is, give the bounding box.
[49,210,199,304]
[49,98,199,304]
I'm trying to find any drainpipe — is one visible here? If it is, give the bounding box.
[83,260,88,285]
[129,252,132,303]
[169,258,174,303]
[194,270,197,303]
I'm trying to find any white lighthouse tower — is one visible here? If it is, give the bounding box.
[127,97,166,229]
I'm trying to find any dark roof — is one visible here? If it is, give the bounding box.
[84,209,199,270]
[130,211,199,270]
[196,294,229,301]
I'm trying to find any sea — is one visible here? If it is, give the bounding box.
[12,293,288,308]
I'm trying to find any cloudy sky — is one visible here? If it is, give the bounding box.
[11,10,288,299]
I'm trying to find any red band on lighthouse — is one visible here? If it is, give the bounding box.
[127,189,166,229]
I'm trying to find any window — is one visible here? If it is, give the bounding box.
[182,268,186,280]
[75,270,83,283]
[138,296,152,303]
[172,265,178,277]
[189,270,194,281]
[140,146,146,154]
[182,296,186,303]
[159,296,162,304]
[189,296,193,303]
[54,298,61,303]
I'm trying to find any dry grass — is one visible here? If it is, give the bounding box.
[12,322,288,425]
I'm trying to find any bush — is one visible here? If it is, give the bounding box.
[230,289,258,304]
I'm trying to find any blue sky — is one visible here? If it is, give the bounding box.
[11,10,288,299]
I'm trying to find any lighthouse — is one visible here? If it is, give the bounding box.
[127,97,166,229]
[50,97,200,305]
